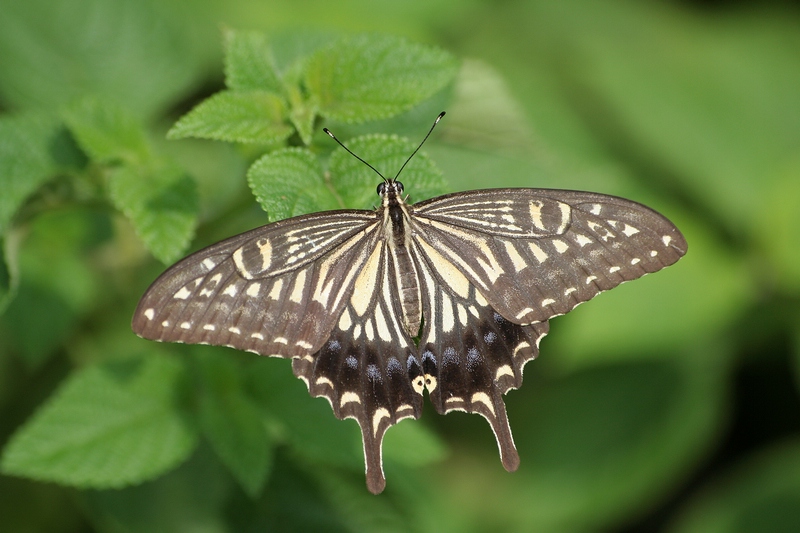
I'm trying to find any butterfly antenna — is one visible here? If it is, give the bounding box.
[323,127,387,181]
[394,111,446,180]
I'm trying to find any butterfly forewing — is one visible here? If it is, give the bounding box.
[413,189,687,325]
[133,211,378,357]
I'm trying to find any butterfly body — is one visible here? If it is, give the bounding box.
[133,183,686,494]
[379,180,423,338]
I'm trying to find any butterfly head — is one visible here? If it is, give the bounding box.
[377,179,404,197]
[378,179,407,211]
[325,111,445,208]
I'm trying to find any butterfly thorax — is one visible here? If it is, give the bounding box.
[379,181,422,338]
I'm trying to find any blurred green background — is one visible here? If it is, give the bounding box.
[1,0,800,531]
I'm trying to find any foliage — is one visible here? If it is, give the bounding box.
[0,0,799,532]
[2,355,197,488]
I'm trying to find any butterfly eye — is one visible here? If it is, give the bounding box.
[377,182,386,196]
[395,181,404,195]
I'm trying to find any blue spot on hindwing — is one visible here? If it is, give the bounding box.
[367,364,382,382]
[467,347,481,371]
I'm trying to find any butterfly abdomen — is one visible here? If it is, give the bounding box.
[389,243,422,338]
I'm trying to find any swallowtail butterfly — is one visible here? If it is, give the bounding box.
[132,112,687,494]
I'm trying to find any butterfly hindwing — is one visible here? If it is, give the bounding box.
[291,239,423,494]
[413,239,550,471]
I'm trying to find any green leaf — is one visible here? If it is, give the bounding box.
[328,133,447,210]
[0,113,60,234]
[108,162,198,263]
[288,91,319,146]
[62,98,150,164]
[269,30,338,78]
[0,356,198,488]
[305,34,459,123]
[158,134,250,221]
[224,29,283,93]
[669,441,800,533]
[247,147,337,221]
[168,90,294,145]
[194,351,272,498]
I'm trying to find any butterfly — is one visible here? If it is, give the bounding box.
[132,112,687,494]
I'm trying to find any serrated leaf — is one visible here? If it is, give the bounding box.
[224,29,283,93]
[168,90,293,145]
[108,162,198,263]
[0,356,198,488]
[305,34,458,123]
[327,134,447,210]
[194,351,272,498]
[288,92,319,146]
[0,114,60,234]
[62,98,150,164]
[247,147,337,221]
[269,30,338,79]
